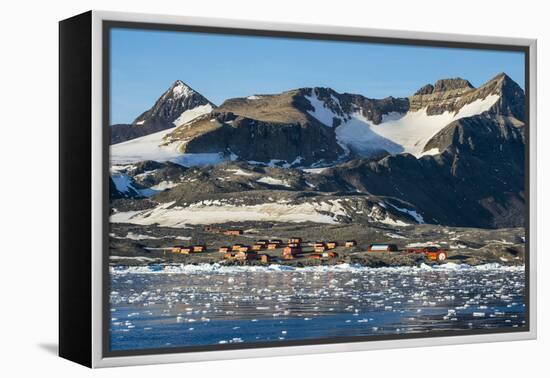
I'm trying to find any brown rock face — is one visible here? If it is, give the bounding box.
[422,73,526,155]
[433,78,474,92]
[408,73,520,116]
[414,84,434,95]
[164,110,344,165]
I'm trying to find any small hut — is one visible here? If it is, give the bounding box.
[171,245,185,253]
[180,247,192,254]
[192,245,206,253]
[224,252,236,260]
[345,240,357,247]
[323,251,338,258]
[224,229,243,236]
[236,250,258,261]
[283,245,302,259]
[367,243,398,252]
[313,242,326,253]
[307,253,322,260]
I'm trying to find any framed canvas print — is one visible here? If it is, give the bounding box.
[59,10,537,368]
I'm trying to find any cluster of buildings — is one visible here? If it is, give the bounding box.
[169,235,360,263]
[168,227,448,263]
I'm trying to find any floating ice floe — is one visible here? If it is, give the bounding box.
[110,262,525,275]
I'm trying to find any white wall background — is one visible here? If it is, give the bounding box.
[0,0,546,376]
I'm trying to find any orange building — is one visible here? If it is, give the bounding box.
[323,251,338,258]
[236,250,258,261]
[180,247,192,254]
[283,245,302,259]
[307,253,322,260]
[224,229,243,236]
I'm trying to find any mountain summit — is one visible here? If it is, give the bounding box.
[132,80,214,127]
[110,81,214,144]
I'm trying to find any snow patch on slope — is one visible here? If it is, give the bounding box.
[302,167,329,174]
[305,93,341,127]
[336,111,403,156]
[227,169,255,177]
[110,232,191,241]
[377,216,410,227]
[150,181,179,191]
[388,203,425,223]
[111,137,232,166]
[173,104,213,127]
[111,107,234,167]
[111,173,138,194]
[111,172,159,197]
[111,105,214,165]
[419,148,440,157]
[256,177,291,187]
[111,126,181,164]
[335,94,500,157]
[110,198,413,228]
[110,201,345,227]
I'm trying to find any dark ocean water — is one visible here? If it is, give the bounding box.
[109,263,525,351]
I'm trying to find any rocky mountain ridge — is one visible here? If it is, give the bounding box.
[109,73,526,228]
[152,73,521,165]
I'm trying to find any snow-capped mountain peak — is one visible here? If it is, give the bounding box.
[170,80,195,100]
[110,80,216,145]
[132,80,214,127]
[299,76,516,158]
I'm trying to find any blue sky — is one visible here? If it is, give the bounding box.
[110,28,525,125]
